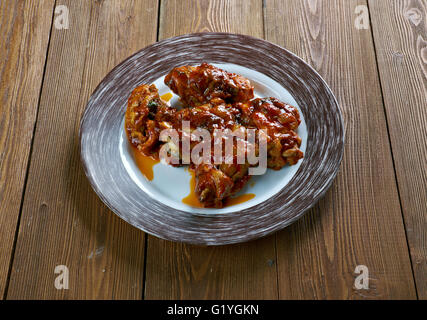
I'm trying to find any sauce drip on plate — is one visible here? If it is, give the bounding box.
[160,92,173,102]
[181,169,203,207]
[132,148,159,181]
[224,193,255,207]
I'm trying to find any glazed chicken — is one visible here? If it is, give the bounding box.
[125,84,251,207]
[164,62,254,107]
[236,97,303,168]
[125,63,303,208]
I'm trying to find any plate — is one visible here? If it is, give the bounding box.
[80,32,344,245]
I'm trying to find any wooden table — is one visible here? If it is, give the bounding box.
[0,0,425,300]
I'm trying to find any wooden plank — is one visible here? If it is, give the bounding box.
[0,0,55,298]
[145,236,278,299]
[144,0,279,299]
[368,0,427,299]
[6,0,158,299]
[158,0,263,38]
[264,0,417,299]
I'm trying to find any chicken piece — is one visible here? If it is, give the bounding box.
[159,101,251,207]
[194,164,234,208]
[168,103,252,206]
[194,161,251,207]
[164,63,254,107]
[125,84,176,156]
[235,97,303,169]
[172,103,241,132]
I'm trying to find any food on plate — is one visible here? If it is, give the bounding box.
[164,62,254,107]
[125,63,303,208]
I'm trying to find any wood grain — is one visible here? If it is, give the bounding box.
[368,0,427,299]
[6,0,158,299]
[159,0,263,38]
[264,0,417,299]
[0,0,55,298]
[143,0,279,299]
[145,236,278,299]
